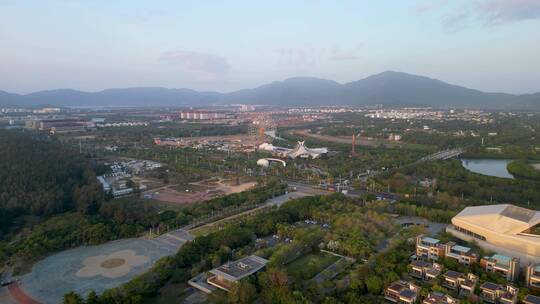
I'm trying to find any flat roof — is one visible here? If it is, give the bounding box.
[451,245,471,253]
[444,270,462,279]
[209,255,269,282]
[399,289,416,299]
[492,254,511,265]
[481,282,502,291]
[422,236,440,244]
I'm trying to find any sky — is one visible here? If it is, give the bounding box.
[1,0,540,94]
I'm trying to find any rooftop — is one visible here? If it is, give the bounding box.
[452,204,540,235]
[411,260,432,268]
[422,236,440,245]
[525,295,540,304]
[451,244,471,253]
[444,270,462,279]
[481,282,503,291]
[209,255,269,282]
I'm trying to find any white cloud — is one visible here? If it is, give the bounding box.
[160,50,230,79]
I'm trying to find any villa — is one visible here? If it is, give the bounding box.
[384,280,421,304]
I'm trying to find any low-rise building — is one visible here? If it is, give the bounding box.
[441,271,478,296]
[384,280,420,304]
[525,263,540,289]
[458,273,479,296]
[444,242,477,266]
[415,236,477,266]
[409,260,442,281]
[206,255,269,292]
[480,254,520,282]
[416,236,445,261]
[423,292,460,304]
[479,282,518,304]
[442,270,463,291]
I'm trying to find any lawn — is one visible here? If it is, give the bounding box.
[286,251,340,280]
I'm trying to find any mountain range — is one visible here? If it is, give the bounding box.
[1,71,539,109]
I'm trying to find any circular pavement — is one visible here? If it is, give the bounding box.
[17,231,191,304]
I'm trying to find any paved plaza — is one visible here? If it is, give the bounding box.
[15,230,192,304]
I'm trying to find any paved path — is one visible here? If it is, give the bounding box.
[0,286,17,304]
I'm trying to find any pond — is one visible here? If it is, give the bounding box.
[460,158,515,179]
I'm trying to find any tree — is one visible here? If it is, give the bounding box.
[365,276,383,294]
[63,292,84,304]
[228,280,257,304]
[86,290,98,304]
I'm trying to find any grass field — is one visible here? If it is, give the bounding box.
[286,251,340,280]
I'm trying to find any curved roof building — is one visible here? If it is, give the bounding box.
[447,204,540,265]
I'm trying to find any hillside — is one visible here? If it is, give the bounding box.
[1,71,539,108]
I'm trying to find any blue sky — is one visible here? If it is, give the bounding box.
[1,0,539,94]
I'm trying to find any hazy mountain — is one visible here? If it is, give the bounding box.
[0,90,23,106]
[342,71,518,107]
[1,71,539,109]
[11,87,220,107]
[222,77,343,105]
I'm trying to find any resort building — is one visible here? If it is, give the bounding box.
[415,236,477,266]
[447,204,540,265]
[384,280,421,304]
[480,254,520,282]
[441,271,478,296]
[205,255,269,292]
[459,273,479,296]
[416,236,446,261]
[442,271,463,291]
[409,261,443,281]
[444,242,478,266]
[479,282,519,304]
[422,292,460,304]
[525,263,540,289]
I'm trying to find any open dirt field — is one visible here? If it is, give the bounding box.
[149,178,257,205]
[289,129,400,147]
[151,188,217,204]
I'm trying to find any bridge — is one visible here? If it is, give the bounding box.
[418,147,465,162]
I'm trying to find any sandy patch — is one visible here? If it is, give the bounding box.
[76,250,148,279]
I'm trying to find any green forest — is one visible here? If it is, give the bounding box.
[0,130,104,233]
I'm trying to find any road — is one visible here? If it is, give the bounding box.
[189,183,328,236]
